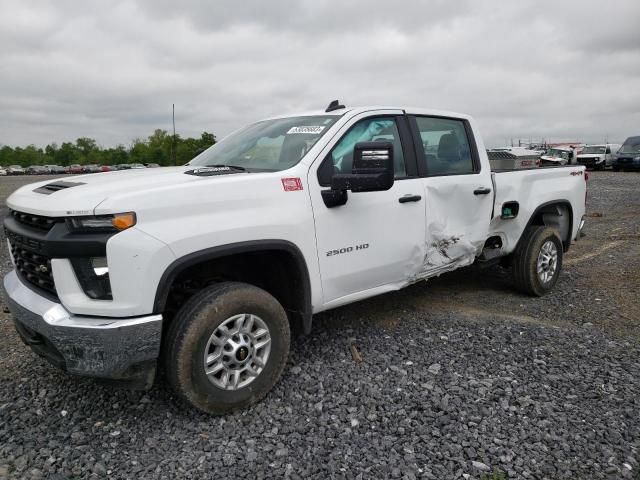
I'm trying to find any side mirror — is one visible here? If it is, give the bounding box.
[332,141,395,192]
[322,141,395,208]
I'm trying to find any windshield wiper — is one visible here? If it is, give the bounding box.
[184,164,248,177]
[204,164,246,171]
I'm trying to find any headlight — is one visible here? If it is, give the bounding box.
[593,157,600,161]
[71,256,112,300]
[67,212,136,233]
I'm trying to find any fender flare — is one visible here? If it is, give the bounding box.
[153,240,313,333]
[516,199,574,252]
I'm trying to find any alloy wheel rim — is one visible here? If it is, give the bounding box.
[203,313,271,390]
[536,240,558,284]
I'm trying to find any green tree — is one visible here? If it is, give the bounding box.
[0,145,15,166]
[44,143,58,162]
[54,142,81,167]
[0,129,217,167]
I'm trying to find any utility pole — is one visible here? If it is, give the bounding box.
[172,104,177,166]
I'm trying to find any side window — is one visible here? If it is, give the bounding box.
[414,116,475,176]
[318,117,406,185]
[606,146,611,154]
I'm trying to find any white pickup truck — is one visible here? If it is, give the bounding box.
[3,103,587,414]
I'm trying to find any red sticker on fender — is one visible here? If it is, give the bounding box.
[282,177,303,191]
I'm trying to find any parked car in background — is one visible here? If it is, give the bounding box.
[145,163,160,168]
[577,144,620,170]
[82,164,101,173]
[26,166,48,175]
[115,164,131,170]
[613,136,640,171]
[43,165,66,174]
[130,163,145,169]
[100,165,113,172]
[0,168,7,176]
[540,147,575,166]
[7,165,25,175]
[68,164,84,174]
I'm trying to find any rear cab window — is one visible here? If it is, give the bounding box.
[410,116,479,176]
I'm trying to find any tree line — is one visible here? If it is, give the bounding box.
[0,129,216,167]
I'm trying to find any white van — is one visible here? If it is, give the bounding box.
[577,144,620,170]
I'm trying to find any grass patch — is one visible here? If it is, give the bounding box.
[481,470,508,480]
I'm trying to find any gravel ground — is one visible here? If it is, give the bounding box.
[1,171,639,479]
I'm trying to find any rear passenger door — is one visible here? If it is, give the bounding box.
[408,115,493,277]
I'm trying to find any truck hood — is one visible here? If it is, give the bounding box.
[540,155,563,162]
[6,166,249,216]
[577,154,603,159]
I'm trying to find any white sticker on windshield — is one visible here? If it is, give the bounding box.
[287,126,325,134]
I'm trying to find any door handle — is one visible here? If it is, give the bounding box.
[473,187,492,195]
[398,194,422,203]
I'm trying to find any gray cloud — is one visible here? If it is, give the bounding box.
[0,0,638,149]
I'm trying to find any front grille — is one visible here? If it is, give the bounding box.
[9,240,56,295]
[5,229,43,251]
[8,209,62,231]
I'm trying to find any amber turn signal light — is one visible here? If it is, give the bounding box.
[111,212,136,231]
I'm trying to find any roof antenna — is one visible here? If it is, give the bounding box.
[325,99,345,112]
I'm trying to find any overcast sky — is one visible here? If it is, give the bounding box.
[1,0,639,148]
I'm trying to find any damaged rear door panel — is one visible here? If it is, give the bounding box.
[409,115,494,278]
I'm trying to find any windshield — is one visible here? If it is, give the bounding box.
[546,149,571,160]
[619,139,640,154]
[189,116,339,171]
[581,146,606,154]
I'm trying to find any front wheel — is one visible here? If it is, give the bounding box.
[512,226,563,296]
[164,282,290,415]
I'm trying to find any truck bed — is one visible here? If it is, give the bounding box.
[489,165,587,253]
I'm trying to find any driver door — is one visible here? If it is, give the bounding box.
[309,112,426,306]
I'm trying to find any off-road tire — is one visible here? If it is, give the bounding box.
[512,226,563,296]
[164,282,290,415]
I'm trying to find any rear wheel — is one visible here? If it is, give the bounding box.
[512,226,563,296]
[164,282,290,415]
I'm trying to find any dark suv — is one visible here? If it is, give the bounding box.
[613,136,640,171]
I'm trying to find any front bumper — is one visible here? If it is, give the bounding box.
[577,157,604,168]
[613,158,640,170]
[3,270,162,388]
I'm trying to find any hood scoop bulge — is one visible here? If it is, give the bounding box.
[33,181,86,195]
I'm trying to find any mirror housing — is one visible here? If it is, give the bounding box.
[331,141,395,192]
[321,141,395,208]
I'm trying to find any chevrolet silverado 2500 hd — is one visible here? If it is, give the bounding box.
[3,103,587,414]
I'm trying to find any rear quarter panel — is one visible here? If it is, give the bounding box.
[491,167,587,252]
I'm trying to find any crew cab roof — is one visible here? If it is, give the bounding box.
[263,106,473,121]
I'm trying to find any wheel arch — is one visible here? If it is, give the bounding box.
[153,240,313,334]
[517,200,574,252]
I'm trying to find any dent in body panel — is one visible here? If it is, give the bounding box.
[415,183,482,279]
[421,221,478,276]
